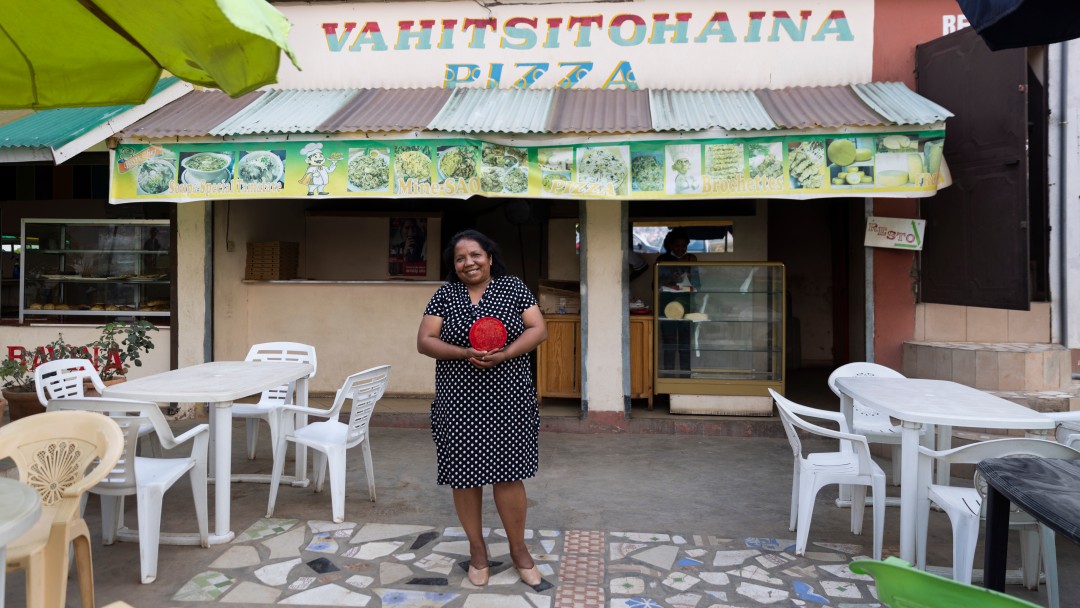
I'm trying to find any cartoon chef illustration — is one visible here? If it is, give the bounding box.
[671,150,701,194]
[298,142,341,195]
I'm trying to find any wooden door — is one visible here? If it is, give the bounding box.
[537,315,580,399]
[916,27,1031,310]
[629,316,654,406]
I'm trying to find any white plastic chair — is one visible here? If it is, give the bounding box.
[47,397,210,584]
[829,362,930,485]
[35,358,161,457]
[1047,411,1080,450]
[233,342,317,461]
[915,437,1079,608]
[267,365,390,523]
[770,388,885,559]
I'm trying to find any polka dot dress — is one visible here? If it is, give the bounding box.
[423,274,540,489]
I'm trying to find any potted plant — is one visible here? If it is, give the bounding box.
[87,320,159,389]
[1,332,84,420]
[0,320,158,420]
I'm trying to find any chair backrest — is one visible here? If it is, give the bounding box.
[245,342,317,405]
[851,557,1041,608]
[0,410,123,517]
[34,358,106,406]
[329,365,390,446]
[770,388,876,475]
[45,397,181,491]
[827,362,905,423]
[925,437,1080,467]
[921,437,1080,516]
[827,362,905,398]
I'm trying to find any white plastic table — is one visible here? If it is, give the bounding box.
[0,478,42,608]
[103,360,313,544]
[833,377,1054,565]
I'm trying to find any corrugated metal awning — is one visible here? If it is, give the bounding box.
[0,77,190,163]
[320,88,452,133]
[649,90,777,132]
[756,86,889,129]
[429,88,554,134]
[548,89,652,134]
[209,89,359,136]
[851,82,953,126]
[121,90,264,138]
[114,81,952,141]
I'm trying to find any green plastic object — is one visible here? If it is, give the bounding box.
[850,557,1042,608]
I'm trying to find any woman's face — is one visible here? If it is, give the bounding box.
[453,238,492,286]
[669,238,689,258]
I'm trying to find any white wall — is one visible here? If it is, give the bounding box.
[214,200,442,394]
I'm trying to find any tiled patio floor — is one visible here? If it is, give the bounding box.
[170,518,885,607]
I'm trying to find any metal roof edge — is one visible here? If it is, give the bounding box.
[51,80,194,164]
[850,82,954,125]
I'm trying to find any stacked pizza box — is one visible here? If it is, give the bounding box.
[245,241,299,281]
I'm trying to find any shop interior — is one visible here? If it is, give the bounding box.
[219,195,862,414]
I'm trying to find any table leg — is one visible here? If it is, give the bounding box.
[294,376,309,485]
[210,401,235,542]
[935,425,952,486]
[983,484,1010,591]
[838,392,855,504]
[899,421,922,564]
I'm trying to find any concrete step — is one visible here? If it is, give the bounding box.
[990,382,1080,413]
[902,341,1072,392]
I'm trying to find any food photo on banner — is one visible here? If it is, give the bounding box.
[388,218,427,277]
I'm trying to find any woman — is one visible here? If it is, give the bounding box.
[416,229,548,588]
[656,227,699,377]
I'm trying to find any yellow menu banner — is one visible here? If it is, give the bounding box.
[110,131,946,203]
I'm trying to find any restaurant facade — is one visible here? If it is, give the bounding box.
[2,0,1074,422]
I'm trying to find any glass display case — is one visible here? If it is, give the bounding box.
[19,219,171,321]
[654,261,785,396]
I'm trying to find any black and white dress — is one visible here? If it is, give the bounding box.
[423,274,540,489]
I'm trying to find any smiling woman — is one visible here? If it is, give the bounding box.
[416,229,549,590]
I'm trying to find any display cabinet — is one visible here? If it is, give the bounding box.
[20,219,171,321]
[654,262,784,397]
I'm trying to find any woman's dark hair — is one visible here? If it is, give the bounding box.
[662,227,691,253]
[442,229,508,282]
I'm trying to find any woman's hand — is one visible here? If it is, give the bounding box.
[468,347,506,369]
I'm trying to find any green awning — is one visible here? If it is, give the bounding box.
[0,77,189,164]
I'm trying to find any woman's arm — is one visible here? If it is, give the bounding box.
[416,314,486,360]
[468,305,548,368]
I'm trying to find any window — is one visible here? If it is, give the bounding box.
[633,222,734,253]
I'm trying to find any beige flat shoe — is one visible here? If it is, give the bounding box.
[517,565,542,587]
[467,564,489,586]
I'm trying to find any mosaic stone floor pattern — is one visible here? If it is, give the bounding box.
[170,519,887,607]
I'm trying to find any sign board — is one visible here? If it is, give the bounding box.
[864,216,926,250]
[274,0,874,90]
[110,131,946,203]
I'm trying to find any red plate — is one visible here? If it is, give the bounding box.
[469,316,508,351]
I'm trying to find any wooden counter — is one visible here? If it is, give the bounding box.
[537,314,653,407]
